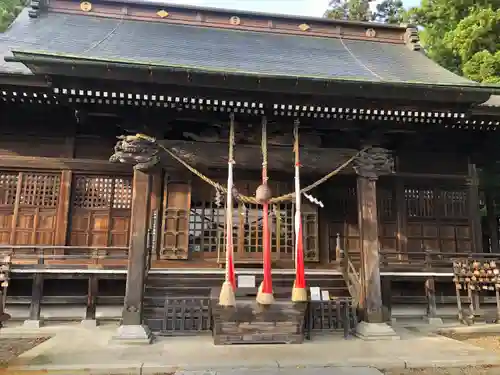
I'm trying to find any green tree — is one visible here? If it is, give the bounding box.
[0,0,27,33]
[324,0,372,21]
[408,0,500,83]
[371,0,405,24]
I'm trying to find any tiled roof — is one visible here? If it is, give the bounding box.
[482,95,500,107]
[0,9,479,86]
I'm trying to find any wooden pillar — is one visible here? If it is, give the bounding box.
[354,147,394,325]
[114,170,152,343]
[395,177,407,256]
[149,171,164,262]
[81,275,98,327]
[468,161,482,253]
[381,275,392,322]
[485,188,499,253]
[24,273,44,328]
[356,175,383,323]
[55,170,72,252]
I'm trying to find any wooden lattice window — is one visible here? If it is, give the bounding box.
[439,190,468,219]
[0,172,61,245]
[405,183,471,253]
[405,187,435,219]
[69,175,132,247]
[188,180,319,262]
[189,202,224,255]
[0,173,18,206]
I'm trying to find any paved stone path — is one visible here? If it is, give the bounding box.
[2,322,500,375]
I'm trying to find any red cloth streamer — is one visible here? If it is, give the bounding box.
[227,233,236,290]
[294,219,306,289]
[261,202,273,293]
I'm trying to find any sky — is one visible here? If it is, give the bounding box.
[164,0,421,18]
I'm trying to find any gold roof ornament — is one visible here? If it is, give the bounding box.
[229,16,241,25]
[157,10,169,18]
[366,28,377,38]
[80,1,92,12]
[299,23,310,31]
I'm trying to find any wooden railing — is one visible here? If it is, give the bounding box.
[0,246,129,269]
[380,251,500,272]
[337,235,362,307]
[340,249,500,273]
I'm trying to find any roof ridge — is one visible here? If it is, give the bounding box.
[78,0,410,31]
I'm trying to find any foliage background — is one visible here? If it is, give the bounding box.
[0,0,26,32]
[324,0,500,84]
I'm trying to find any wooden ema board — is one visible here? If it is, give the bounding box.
[210,287,307,345]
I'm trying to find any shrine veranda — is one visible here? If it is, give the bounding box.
[0,0,499,340]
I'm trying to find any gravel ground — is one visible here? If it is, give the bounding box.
[0,337,49,366]
[382,368,500,375]
[441,332,500,354]
[382,332,500,375]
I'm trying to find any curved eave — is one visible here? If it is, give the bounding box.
[7,51,499,105]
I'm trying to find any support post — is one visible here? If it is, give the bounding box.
[395,176,407,257]
[381,274,392,323]
[24,273,44,328]
[468,161,482,253]
[353,147,399,340]
[357,175,383,323]
[149,171,164,261]
[113,170,153,344]
[424,277,442,325]
[82,275,98,328]
[485,187,499,253]
[424,251,442,324]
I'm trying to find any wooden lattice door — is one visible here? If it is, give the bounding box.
[187,180,319,262]
[0,172,61,245]
[161,181,192,260]
[69,175,132,247]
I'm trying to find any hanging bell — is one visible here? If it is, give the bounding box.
[255,183,272,204]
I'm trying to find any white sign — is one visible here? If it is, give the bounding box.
[238,275,256,288]
[310,286,322,301]
[321,290,330,301]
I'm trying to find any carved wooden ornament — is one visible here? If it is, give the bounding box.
[80,1,92,12]
[353,147,394,179]
[229,16,241,25]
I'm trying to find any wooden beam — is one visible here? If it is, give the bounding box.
[22,60,488,104]
[158,140,358,173]
[121,170,152,326]
[0,155,133,174]
[46,76,484,109]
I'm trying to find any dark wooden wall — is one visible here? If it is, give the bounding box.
[326,153,474,264]
[0,107,480,269]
